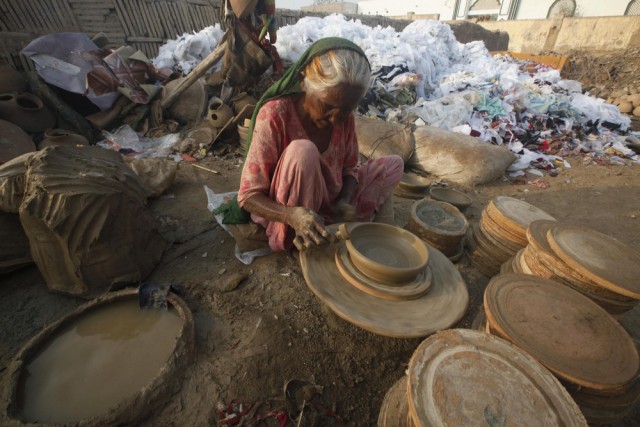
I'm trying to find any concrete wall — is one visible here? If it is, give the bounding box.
[479,15,640,52]
[515,0,631,20]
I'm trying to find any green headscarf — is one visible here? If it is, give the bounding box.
[214,37,370,224]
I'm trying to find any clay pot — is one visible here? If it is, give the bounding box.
[0,92,56,133]
[207,96,234,128]
[0,119,36,164]
[39,129,88,150]
[230,92,257,115]
[336,223,429,283]
[0,64,28,94]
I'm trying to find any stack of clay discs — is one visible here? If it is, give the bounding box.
[484,273,640,425]
[467,196,556,276]
[406,199,467,261]
[502,220,640,315]
[379,329,587,426]
[377,377,412,427]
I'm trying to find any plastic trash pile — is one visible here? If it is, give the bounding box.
[154,14,639,174]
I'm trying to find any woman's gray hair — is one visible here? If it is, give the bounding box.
[303,48,371,95]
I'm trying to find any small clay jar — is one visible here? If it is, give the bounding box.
[39,129,88,149]
[0,92,56,133]
[206,96,234,128]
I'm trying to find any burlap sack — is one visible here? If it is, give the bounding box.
[408,126,516,186]
[355,116,415,162]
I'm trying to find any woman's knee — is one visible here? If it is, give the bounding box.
[282,139,321,168]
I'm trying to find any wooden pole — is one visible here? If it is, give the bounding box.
[160,39,227,110]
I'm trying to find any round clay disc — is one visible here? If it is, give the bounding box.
[547,224,640,299]
[484,273,639,391]
[490,196,556,234]
[407,329,587,427]
[335,245,432,301]
[299,224,469,338]
[377,376,411,427]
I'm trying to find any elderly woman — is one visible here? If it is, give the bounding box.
[226,37,403,252]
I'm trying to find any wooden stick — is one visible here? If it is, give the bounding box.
[160,39,227,110]
[191,163,220,175]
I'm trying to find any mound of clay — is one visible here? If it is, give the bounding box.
[18,146,166,298]
[408,126,516,186]
[355,116,415,162]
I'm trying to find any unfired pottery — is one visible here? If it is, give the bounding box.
[337,222,429,283]
[39,129,88,149]
[162,78,207,125]
[407,329,587,426]
[429,187,472,211]
[377,377,411,427]
[230,92,257,115]
[207,96,234,128]
[0,119,36,164]
[406,199,468,257]
[0,92,56,133]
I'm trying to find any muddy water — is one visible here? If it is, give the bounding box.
[20,299,182,424]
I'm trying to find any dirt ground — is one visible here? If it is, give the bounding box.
[2,48,640,426]
[1,149,640,426]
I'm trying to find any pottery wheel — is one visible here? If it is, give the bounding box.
[299,224,468,338]
[407,329,587,427]
[547,224,640,299]
[484,274,639,391]
[335,245,432,301]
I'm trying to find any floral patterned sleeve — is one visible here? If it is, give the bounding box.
[342,113,359,181]
[237,101,285,207]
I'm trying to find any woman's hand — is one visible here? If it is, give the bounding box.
[286,207,332,251]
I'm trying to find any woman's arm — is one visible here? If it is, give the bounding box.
[243,193,331,250]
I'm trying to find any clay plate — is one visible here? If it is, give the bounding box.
[397,173,431,192]
[484,273,639,391]
[377,376,411,427]
[407,329,587,427]
[547,224,640,299]
[428,187,472,210]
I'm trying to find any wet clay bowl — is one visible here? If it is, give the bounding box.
[337,223,429,283]
[3,289,195,426]
[429,187,472,211]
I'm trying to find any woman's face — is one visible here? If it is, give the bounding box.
[301,83,363,129]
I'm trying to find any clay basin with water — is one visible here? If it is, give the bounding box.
[337,223,429,283]
[2,289,195,426]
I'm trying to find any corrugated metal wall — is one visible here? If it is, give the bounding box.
[0,0,410,70]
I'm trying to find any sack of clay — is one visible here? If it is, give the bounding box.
[0,151,36,213]
[355,116,415,162]
[408,126,516,186]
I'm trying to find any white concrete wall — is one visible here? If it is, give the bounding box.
[357,0,455,19]
[354,0,634,20]
[511,0,631,20]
